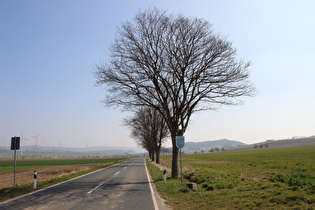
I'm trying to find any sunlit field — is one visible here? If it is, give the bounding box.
[147,146,315,209]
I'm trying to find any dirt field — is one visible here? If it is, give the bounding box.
[0,163,107,189]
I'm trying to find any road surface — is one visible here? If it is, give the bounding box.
[0,156,168,210]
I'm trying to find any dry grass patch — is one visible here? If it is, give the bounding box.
[149,160,172,176]
[0,163,109,189]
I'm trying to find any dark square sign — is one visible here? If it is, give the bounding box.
[11,137,20,150]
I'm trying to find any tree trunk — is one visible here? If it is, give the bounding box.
[151,148,155,161]
[171,134,179,177]
[155,142,161,164]
[156,137,162,164]
[155,150,160,164]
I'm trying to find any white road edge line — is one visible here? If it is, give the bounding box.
[88,183,103,194]
[144,158,159,210]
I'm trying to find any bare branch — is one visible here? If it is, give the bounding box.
[95,8,255,177]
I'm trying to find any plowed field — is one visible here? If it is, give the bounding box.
[0,163,105,189]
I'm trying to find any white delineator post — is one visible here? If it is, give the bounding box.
[33,171,37,189]
[163,166,166,183]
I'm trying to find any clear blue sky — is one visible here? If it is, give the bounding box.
[1,0,314,149]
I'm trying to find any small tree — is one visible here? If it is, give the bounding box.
[161,146,171,155]
[124,107,169,163]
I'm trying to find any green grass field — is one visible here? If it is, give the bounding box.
[0,158,127,172]
[147,146,315,209]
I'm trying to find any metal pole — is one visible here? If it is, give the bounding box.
[180,148,183,183]
[14,148,16,187]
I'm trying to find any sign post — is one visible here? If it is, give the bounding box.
[11,136,20,187]
[176,136,185,183]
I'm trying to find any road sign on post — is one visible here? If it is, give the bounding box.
[176,136,185,182]
[176,136,185,149]
[11,136,20,187]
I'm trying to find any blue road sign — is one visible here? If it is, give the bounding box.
[176,136,185,149]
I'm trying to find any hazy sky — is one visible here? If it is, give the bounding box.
[1,0,314,149]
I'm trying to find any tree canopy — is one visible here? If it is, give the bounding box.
[95,8,254,177]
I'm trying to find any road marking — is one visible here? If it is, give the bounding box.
[115,171,120,175]
[144,158,159,210]
[88,183,103,194]
[124,167,127,169]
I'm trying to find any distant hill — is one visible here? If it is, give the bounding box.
[0,145,146,159]
[182,139,246,153]
[0,145,146,153]
[228,136,315,152]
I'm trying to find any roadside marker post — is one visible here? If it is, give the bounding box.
[34,171,37,189]
[163,166,166,183]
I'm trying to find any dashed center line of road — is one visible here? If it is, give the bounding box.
[124,167,127,169]
[88,183,103,194]
[87,169,122,195]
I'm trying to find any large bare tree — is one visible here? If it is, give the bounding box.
[124,107,169,163]
[95,8,254,177]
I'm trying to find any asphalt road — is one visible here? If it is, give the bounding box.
[0,156,167,210]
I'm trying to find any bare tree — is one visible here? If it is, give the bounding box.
[95,8,254,177]
[124,107,169,163]
[160,146,171,155]
[130,123,154,160]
